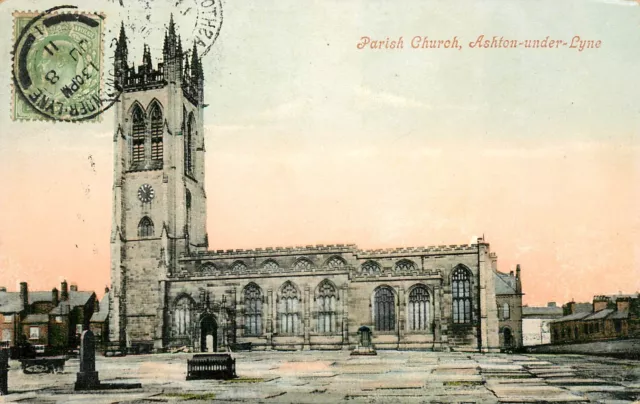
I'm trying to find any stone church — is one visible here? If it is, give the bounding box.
[109,18,506,354]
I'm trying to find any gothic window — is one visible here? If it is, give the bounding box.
[326,256,346,269]
[278,281,299,335]
[243,283,262,336]
[395,259,416,272]
[185,112,194,175]
[361,261,380,274]
[137,216,154,237]
[149,103,163,161]
[316,280,337,333]
[262,260,279,270]
[131,105,146,163]
[294,259,312,271]
[200,263,216,274]
[374,286,395,331]
[502,303,510,320]
[173,296,194,336]
[408,286,430,331]
[231,261,247,271]
[452,267,472,324]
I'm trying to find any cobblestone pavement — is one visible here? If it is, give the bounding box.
[1,351,639,403]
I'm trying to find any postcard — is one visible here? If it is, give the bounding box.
[0,0,638,402]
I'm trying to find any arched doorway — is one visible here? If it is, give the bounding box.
[503,327,513,349]
[200,315,217,353]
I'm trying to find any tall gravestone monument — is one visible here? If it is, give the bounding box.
[75,330,100,390]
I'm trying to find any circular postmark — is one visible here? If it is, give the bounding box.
[13,5,121,122]
[115,0,223,58]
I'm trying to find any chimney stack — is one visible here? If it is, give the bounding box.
[19,282,28,313]
[70,284,78,292]
[0,286,6,293]
[61,280,69,301]
[52,288,59,307]
[515,264,522,294]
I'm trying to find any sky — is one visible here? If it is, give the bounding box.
[0,0,639,306]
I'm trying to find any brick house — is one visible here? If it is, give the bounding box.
[0,281,96,353]
[550,294,640,344]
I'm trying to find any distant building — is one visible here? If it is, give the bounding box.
[550,294,640,344]
[522,302,563,346]
[494,265,523,350]
[90,288,111,347]
[0,281,96,353]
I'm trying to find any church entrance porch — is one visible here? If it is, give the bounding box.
[200,315,218,353]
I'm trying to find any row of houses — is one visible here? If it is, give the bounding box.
[550,294,639,344]
[0,281,109,353]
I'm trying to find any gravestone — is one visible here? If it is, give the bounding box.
[0,349,8,395]
[351,326,377,356]
[75,330,100,390]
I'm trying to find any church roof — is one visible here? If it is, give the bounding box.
[90,297,110,323]
[494,271,518,295]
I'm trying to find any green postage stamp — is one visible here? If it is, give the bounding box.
[12,7,116,122]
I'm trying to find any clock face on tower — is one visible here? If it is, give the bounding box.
[137,184,155,203]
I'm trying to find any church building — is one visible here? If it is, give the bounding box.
[109,18,505,353]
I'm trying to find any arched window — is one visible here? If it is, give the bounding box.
[278,281,299,335]
[149,103,163,161]
[452,267,472,324]
[231,261,247,271]
[326,256,346,269]
[137,216,154,237]
[200,263,216,274]
[502,303,510,320]
[395,259,416,272]
[294,259,312,271]
[185,112,194,174]
[173,296,194,336]
[409,286,430,331]
[374,286,395,331]
[361,261,380,274]
[316,280,337,333]
[131,105,146,163]
[262,260,279,270]
[243,283,262,336]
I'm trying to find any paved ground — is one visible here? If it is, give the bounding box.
[2,351,640,403]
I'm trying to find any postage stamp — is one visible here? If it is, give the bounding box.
[12,6,119,122]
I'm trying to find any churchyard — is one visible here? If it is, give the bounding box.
[1,350,640,403]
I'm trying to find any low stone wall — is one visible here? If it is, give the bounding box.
[526,338,640,359]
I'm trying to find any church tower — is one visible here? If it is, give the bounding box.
[109,17,208,350]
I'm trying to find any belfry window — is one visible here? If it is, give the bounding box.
[243,283,262,336]
[278,281,299,335]
[138,216,154,237]
[149,103,163,161]
[408,286,430,331]
[185,113,194,175]
[374,286,395,331]
[452,267,472,324]
[316,280,337,333]
[131,106,146,163]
